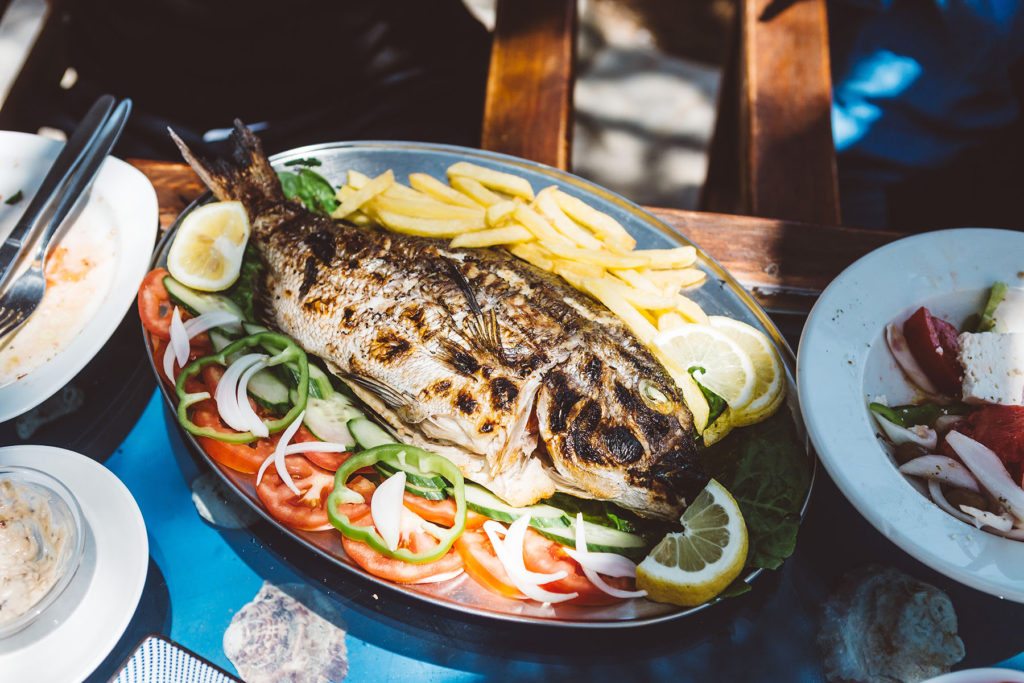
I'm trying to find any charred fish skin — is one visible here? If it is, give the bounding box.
[173,122,708,520]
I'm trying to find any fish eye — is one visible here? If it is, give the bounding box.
[639,380,672,412]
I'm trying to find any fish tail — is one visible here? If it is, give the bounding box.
[169,120,285,214]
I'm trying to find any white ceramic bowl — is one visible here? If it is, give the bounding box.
[799,228,1024,602]
[924,668,1024,683]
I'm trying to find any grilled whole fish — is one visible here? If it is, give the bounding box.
[173,123,708,519]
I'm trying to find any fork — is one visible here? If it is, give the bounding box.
[0,99,132,341]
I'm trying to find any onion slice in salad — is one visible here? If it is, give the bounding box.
[371,471,407,552]
[564,513,646,599]
[886,322,940,395]
[873,411,938,450]
[483,518,577,604]
[254,410,307,496]
[255,437,350,487]
[236,359,270,438]
[927,480,975,525]
[161,309,241,381]
[899,455,981,493]
[946,430,1024,522]
[215,354,267,433]
[959,505,1014,532]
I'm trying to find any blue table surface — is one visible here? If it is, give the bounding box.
[80,390,1024,682]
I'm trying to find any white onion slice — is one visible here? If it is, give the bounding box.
[236,359,270,438]
[282,442,350,455]
[886,322,940,395]
[255,410,306,495]
[483,521,564,585]
[566,514,646,599]
[934,414,965,435]
[215,354,266,432]
[161,310,241,381]
[412,568,465,585]
[927,480,975,524]
[169,306,189,365]
[484,518,577,603]
[899,455,981,492]
[959,505,1014,531]
[947,431,1024,522]
[872,411,937,450]
[371,471,407,552]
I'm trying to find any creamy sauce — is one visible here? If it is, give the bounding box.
[0,216,117,386]
[0,479,70,626]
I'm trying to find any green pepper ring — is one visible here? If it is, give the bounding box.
[175,332,309,444]
[327,445,467,564]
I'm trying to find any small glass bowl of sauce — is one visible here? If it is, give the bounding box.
[0,466,85,638]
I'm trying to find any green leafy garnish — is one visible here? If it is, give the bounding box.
[4,190,23,205]
[225,244,263,322]
[278,168,338,215]
[689,367,728,428]
[869,401,967,428]
[701,412,810,570]
[976,281,1008,332]
[283,157,323,168]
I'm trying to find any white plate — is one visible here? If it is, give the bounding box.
[0,131,158,422]
[0,445,148,682]
[798,228,1024,602]
[924,669,1024,683]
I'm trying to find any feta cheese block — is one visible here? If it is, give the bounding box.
[957,332,1024,405]
[992,287,1024,333]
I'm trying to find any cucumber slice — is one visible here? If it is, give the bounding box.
[375,460,447,491]
[247,368,291,413]
[464,483,570,529]
[284,362,333,399]
[164,276,244,323]
[405,484,447,501]
[243,322,270,335]
[349,417,396,449]
[209,328,233,352]
[303,395,359,445]
[536,519,647,558]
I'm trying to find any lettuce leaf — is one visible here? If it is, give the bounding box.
[225,244,263,322]
[278,168,338,215]
[701,411,810,570]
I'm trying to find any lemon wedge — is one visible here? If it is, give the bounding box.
[636,479,748,606]
[167,201,251,291]
[708,316,786,426]
[652,324,756,411]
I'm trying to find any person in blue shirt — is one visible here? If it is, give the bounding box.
[830,0,1024,229]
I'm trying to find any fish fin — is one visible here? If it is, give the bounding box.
[345,373,426,423]
[439,258,512,365]
[169,120,285,212]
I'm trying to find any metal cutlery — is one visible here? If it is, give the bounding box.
[0,98,132,341]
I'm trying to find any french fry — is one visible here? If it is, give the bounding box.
[332,170,394,219]
[600,276,674,309]
[347,170,424,202]
[644,267,707,292]
[370,194,485,221]
[347,212,372,226]
[372,210,484,238]
[513,205,576,250]
[611,268,661,293]
[672,294,709,325]
[582,278,658,344]
[552,260,605,287]
[535,187,604,250]
[486,201,517,227]
[450,225,532,249]
[449,175,505,207]
[509,243,556,272]
[634,246,698,269]
[544,243,648,269]
[553,189,636,251]
[657,312,687,332]
[409,173,481,208]
[448,161,535,200]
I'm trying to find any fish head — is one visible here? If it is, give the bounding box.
[535,349,706,520]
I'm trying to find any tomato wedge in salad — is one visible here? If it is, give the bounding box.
[402,493,487,529]
[139,268,175,339]
[903,307,962,395]
[256,455,335,531]
[192,401,278,474]
[341,509,464,583]
[455,529,524,599]
[522,528,635,606]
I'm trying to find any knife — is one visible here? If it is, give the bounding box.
[0,95,115,290]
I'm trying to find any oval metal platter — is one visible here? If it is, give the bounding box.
[146,141,814,628]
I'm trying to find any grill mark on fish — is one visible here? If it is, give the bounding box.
[603,426,645,464]
[546,371,581,433]
[456,390,478,415]
[438,339,481,376]
[369,329,412,363]
[299,256,318,299]
[490,377,518,411]
[305,230,335,264]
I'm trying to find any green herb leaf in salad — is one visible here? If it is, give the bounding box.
[4,190,23,205]
[224,244,263,322]
[689,367,729,429]
[868,401,967,428]
[701,412,810,570]
[278,168,338,215]
[283,157,323,168]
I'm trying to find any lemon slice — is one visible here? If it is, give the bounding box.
[708,316,786,426]
[636,479,748,606]
[652,325,756,411]
[167,201,251,291]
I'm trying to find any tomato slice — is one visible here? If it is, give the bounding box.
[152,336,213,384]
[955,405,1024,480]
[903,307,962,395]
[291,426,353,471]
[455,529,524,599]
[256,454,335,531]
[139,268,175,339]
[192,402,278,474]
[401,493,487,529]
[521,528,634,605]
[330,475,375,522]
[340,510,464,583]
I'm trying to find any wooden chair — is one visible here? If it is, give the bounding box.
[481,0,840,226]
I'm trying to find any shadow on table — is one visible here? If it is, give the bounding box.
[161,399,1024,681]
